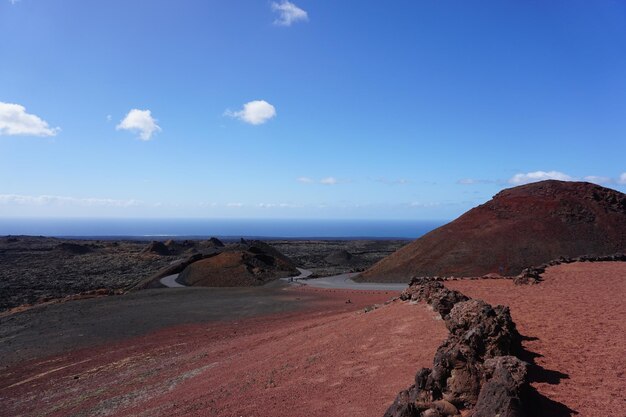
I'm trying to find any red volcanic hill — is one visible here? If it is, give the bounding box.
[178,241,299,287]
[358,180,626,282]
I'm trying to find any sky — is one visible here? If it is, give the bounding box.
[1,0,625,220]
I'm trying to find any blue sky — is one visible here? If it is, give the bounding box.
[1,0,625,219]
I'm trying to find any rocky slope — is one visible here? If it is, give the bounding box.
[178,240,299,287]
[359,181,626,282]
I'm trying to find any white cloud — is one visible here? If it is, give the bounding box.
[375,178,410,185]
[116,109,161,140]
[410,202,441,208]
[258,203,300,208]
[618,173,626,185]
[227,202,244,208]
[297,176,344,185]
[320,177,338,185]
[583,175,612,185]
[0,194,140,207]
[456,178,498,185]
[0,102,59,137]
[225,100,276,125]
[9,0,22,5]
[508,171,574,185]
[271,1,308,26]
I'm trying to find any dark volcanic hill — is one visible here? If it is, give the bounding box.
[358,180,626,282]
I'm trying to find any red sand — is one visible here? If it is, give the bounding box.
[1,287,447,417]
[446,262,626,417]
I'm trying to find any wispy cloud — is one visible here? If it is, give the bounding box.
[582,175,612,185]
[374,178,410,185]
[320,177,338,185]
[258,203,301,208]
[0,102,60,137]
[226,202,244,208]
[0,194,141,207]
[116,109,161,140]
[224,100,276,125]
[469,171,626,187]
[271,1,308,26]
[457,178,497,185]
[508,171,574,185]
[297,176,343,185]
[409,201,441,208]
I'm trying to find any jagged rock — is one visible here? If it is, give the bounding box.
[401,278,469,318]
[383,389,420,417]
[446,300,521,357]
[384,279,526,417]
[472,356,528,417]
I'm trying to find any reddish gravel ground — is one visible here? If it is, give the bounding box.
[1,287,447,417]
[446,262,626,417]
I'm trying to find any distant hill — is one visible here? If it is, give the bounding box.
[357,180,626,282]
[178,240,298,287]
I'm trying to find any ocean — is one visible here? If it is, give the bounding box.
[0,218,445,240]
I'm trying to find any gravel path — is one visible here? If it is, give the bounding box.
[304,272,408,291]
[163,267,408,291]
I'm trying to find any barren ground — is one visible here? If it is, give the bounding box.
[0,236,407,311]
[446,262,626,417]
[0,286,447,417]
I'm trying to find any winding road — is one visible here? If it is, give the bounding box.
[160,267,407,291]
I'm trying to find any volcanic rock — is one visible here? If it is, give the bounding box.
[324,249,355,265]
[142,241,170,256]
[360,180,626,281]
[207,237,224,247]
[400,278,469,318]
[384,278,525,417]
[55,242,93,255]
[472,356,527,417]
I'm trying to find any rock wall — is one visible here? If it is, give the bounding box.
[514,253,626,284]
[384,278,529,417]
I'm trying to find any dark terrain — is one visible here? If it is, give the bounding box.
[359,180,626,282]
[0,236,408,312]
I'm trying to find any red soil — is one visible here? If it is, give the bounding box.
[1,287,447,417]
[446,262,626,417]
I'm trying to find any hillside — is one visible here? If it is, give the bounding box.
[178,240,299,287]
[358,180,626,282]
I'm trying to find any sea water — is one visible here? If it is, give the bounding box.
[0,218,445,239]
